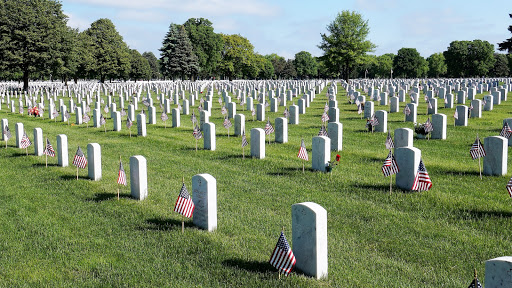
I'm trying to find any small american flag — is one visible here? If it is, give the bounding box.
[121,109,127,116]
[251,109,255,116]
[19,106,24,114]
[174,183,195,218]
[177,103,182,111]
[43,138,55,157]
[218,97,222,104]
[100,114,106,125]
[423,117,433,133]
[318,125,328,137]
[223,117,232,129]
[470,136,486,160]
[191,112,197,124]
[193,125,202,140]
[20,131,31,149]
[269,231,296,276]
[161,112,168,122]
[507,175,512,198]
[411,159,432,191]
[385,131,394,149]
[65,110,70,120]
[83,113,90,123]
[370,114,379,126]
[297,138,308,161]
[454,109,459,120]
[265,119,274,135]
[482,99,487,106]
[321,112,329,123]
[467,277,483,288]
[221,106,227,115]
[3,125,11,141]
[117,160,127,186]
[265,101,269,108]
[283,108,289,118]
[126,116,133,129]
[404,105,411,116]
[241,131,248,147]
[500,122,512,139]
[382,150,399,177]
[72,146,87,169]
[324,102,329,113]
[427,100,433,109]
[357,103,363,114]
[104,106,109,113]
[52,109,59,118]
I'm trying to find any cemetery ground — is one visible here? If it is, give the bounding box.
[1,84,512,287]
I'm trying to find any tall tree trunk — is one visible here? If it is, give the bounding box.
[23,70,29,91]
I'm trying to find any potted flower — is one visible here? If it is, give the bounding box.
[414,123,429,139]
[325,154,341,173]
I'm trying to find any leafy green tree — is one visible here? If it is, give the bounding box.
[294,51,318,79]
[257,55,274,79]
[282,59,297,79]
[393,48,428,78]
[498,13,512,53]
[52,27,79,85]
[318,10,376,81]
[0,0,69,90]
[129,49,151,81]
[426,53,447,78]
[265,54,286,79]
[160,24,199,80]
[375,54,394,78]
[444,40,495,77]
[183,18,223,79]
[219,34,255,80]
[85,18,131,82]
[490,53,510,76]
[74,31,95,82]
[142,52,161,79]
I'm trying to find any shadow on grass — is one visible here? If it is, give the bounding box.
[352,183,410,193]
[436,169,483,177]
[267,166,315,176]
[143,217,194,231]
[32,163,59,167]
[7,152,30,158]
[60,174,89,181]
[222,258,274,274]
[88,192,133,202]
[460,209,512,219]
[217,151,245,160]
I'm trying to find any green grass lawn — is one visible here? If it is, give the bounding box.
[0,83,511,287]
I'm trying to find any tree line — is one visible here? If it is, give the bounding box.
[0,1,511,91]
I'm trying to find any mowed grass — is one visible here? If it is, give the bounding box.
[0,83,511,287]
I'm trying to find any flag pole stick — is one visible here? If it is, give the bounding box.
[302,160,305,173]
[182,176,185,234]
[478,156,482,179]
[45,136,48,167]
[76,166,79,180]
[25,147,28,156]
[390,174,393,194]
[129,127,131,138]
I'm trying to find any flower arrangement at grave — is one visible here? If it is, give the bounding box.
[325,154,341,173]
[414,119,433,139]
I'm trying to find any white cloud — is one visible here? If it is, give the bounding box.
[67,0,278,16]
[117,10,167,23]
[65,11,91,30]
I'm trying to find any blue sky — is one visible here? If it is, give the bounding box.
[63,0,511,59]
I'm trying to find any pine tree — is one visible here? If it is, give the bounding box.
[160,24,199,80]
